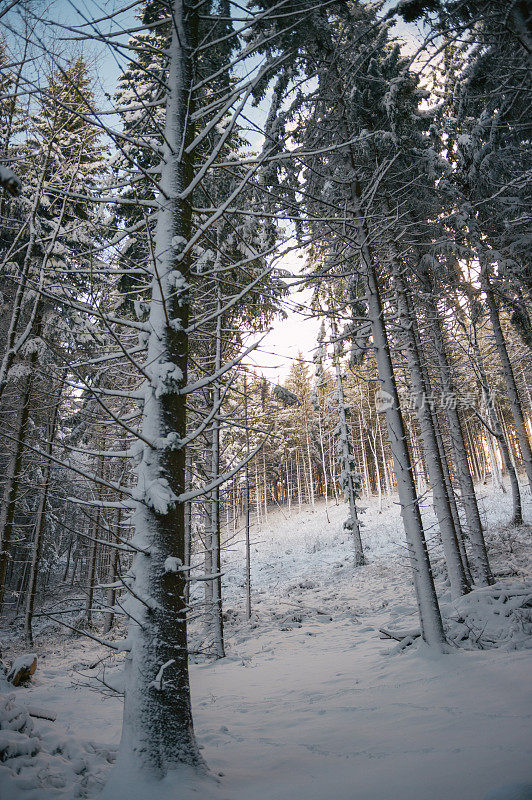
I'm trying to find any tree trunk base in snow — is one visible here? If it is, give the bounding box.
[7,654,37,686]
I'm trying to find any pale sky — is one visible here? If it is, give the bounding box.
[245,249,321,384]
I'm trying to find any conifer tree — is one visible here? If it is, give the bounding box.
[251,0,447,644]
[327,314,364,563]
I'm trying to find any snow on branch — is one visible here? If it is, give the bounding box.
[177,432,271,503]
[148,660,175,691]
[179,335,265,395]
[273,384,299,406]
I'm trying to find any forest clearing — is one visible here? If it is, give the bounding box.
[0,0,531,798]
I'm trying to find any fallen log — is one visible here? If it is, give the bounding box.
[379,627,421,642]
[27,706,56,722]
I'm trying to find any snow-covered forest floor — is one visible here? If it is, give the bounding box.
[1,483,531,800]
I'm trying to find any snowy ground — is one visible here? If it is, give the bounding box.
[1,483,531,800]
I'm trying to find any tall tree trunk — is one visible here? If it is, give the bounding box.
[367,427,382,513]
[317,415,330,522]
[296,449,302,511]
[0,373,33,615]
[207,272,225,659]
[24,378,63,644]
[262,451,269,519]
[244,374,251,620]
[358,415,371,498]
[70,546,80,588]
[378,419,391,499]
[184,452,192,607]
[421,292,492,586]
[352,231,445,644]
[62,533,73,582]
[417,343,472,584]
[331,317,364,563]
[486,429,504,491]
[85,508,101,626]
[471,330,523,526]
[85,449,106,626]
[328,432,339,504]
[115,0,203,776]
[394,271,470,598]
[285,451,292,516]
[304,419,315,510]
[203,486,213,624]
[364,256,445,646]
[482,272,532,492]
[254,460,262,524]
[103,507,122,635]
[103,550,120,635]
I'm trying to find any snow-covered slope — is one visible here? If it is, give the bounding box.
[1,485,531,800]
